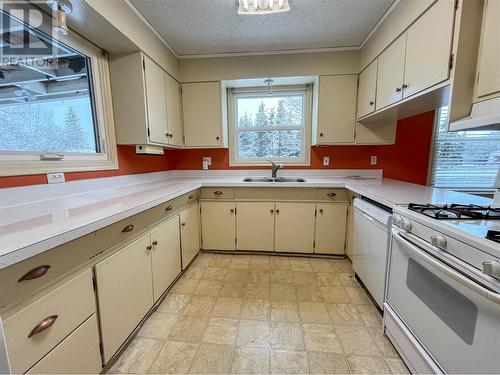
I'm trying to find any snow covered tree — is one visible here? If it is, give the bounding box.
[61,106,88,152]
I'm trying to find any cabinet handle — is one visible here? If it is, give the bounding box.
[169,134,173,138]
[402,83,408,89]
[188,195,194,199]
[165,205,173,211]
[319,209,324,214]
[146,245,153,251]
[28,315,58,338]
[395,87,402,93]
[270,209,274,214]
[230,209,234,214]
[214,191,223,196]
[276,209,280,214]
[122,224,134,233]
[216,136,220,141]
[152,240,158,246]
[369,101,374,106]
[181,222,186,227]
[326,192,337,197]
[18,265,51,282]
[319,133,324,137]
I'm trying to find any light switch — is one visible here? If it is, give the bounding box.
[323,156,330,166]
[371,155,377,165]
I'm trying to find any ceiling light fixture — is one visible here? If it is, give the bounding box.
[47,0,73,35]
[238,0,289,15]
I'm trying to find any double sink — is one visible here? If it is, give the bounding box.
[243,177,306,183]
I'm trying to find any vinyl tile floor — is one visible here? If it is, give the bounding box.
[108,253,409,374]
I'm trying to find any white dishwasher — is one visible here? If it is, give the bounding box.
[352,198,392,309]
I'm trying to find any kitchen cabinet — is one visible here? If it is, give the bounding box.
[182,81,226,147]
[315,75,357,144]
[109,52,183,148]
[356,60,378,119]
[275,203,316,253]
[314,203,348,255]
[201,201,236,250]
[475,0,500,99]
[150,216,182,301]
[180,204,200,268]
[403,0,454,99]
[236,202,275,251]
[95,234,154,363]
[376,34,406,109]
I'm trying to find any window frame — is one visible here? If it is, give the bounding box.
[0,7,118,177]
[228,85,312,166]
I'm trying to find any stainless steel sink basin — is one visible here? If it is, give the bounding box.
[274,177,306,183]
[243,177,306,183]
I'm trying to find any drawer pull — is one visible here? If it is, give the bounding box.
[319,209,324,214]
[214,191,223,196]
[327,193,337,197]
[270,209,274,214]
[122,224,134,233]
[181,222,186,227]
[28,315,58,338]
[18,265,51,282]
[152,240,158,246]
[165,205,173,211]
[146,245,153,251]
[188,195,194,199]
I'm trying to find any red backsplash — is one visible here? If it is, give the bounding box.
[0,111,435,189]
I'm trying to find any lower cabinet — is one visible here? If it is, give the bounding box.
[150,216,182,301]
[236,202,275,251]
[314,203,348,255]
[180,204,201,268]
[275,203,316,253]
[201,201,236,250]
[95,234,154,363]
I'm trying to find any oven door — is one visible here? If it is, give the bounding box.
[387,229,500,374]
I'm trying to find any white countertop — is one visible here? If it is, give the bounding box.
[0,169,491,269]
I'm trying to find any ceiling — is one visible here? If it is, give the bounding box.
[128,0,396,57]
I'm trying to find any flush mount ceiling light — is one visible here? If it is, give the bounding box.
[238,0,290,15]
[47,0,73,35]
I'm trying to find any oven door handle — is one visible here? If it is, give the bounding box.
[393,231,500,305]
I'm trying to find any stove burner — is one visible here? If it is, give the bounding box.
[408,203,500,220]
[486,230,500,244]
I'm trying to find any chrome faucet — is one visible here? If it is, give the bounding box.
[267,160,283,179]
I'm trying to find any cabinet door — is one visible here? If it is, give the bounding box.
[357,60,378,118]
[315,204,347,255]
[201,201,235,250]
[165,73,184,146]
[476,0,500,98]
[150,217,181,301]
[376,34,406,109]
[403,1,454,98]
[275,203,315,253]
[144,56,168,145]
[95,234,153,363]
[180,204,200,268]
[182,82,222,147]
[236,202,275,251]
[317,75,357,144]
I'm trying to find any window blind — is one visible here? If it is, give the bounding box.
[429,107,500,190]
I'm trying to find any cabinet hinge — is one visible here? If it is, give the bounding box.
[454,0,459,10]
[313,240,316,249]
[234,208,237,215]
[235,237,237,245]
[99,342,104,356]
[92,276,97,292]
[142,58,145,70]
[449,54,455,70]
[147,127,150,137]
[314,209,317,217]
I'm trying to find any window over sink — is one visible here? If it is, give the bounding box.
[229,85,311,166]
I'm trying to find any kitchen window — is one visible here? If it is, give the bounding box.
[429,107,500,191]
[0,8,117,176]
[229,86,311,166]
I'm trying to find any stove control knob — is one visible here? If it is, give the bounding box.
[431,235,447,249]
[401,219,412,231]
[483,261,500,281]
[393,215,401,226]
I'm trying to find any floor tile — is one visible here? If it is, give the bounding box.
[345,287,372,304]
[295,285,323,302]
[386,358,410,374]
[270,350,309,374]
[270,270,293,284]
[171,279,199,295]
[271,283,297,301]
[356,304,383,327]
[307,351,350,374]
[231,347,270,374]
[188,343,234,374]
[331,260,354,274]
[298,302,331,324]
[347,355,391,374]
[230,257,251,270]
[335,325,381,356]
[237,320,271,347]
[290,260,313,272]
[248,269,270,283]
[271,301,300,322]
[157,294,191,314]
[209,255,232,268]
[169,315,209,342]
[270,257,291,270]
[292,271,318,286]
[202,318,238,345]
[220,281,246,298]
[240,299,270,320]
[245,282,270,299]
[316,272,341,287]
[147,341,198,374]
[193,280,222,296]
[109,337,163,374]
[225,269,250,282]
[183,295,216,317]
[326,303,364,326]
[212,297,242,318]
[302,323,342,353]
[137,312,178,339]
[250,256,271,270]
[309,260,335,273]
[337,273,361,288]
[183,266,206,280]
[203,267,227,281]
[270,321,304,350]
[368,328,399,358]
[320,286,351,303]
[192,253,213,267]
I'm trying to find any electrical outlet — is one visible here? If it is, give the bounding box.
[371,155,378,165]
[323,156,330,166]
[47,172,65,184]
[203,157,212,166]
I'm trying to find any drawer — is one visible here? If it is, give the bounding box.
[3,269,96,374]
[316,188,347,202]
[0,233,97,309]
[202,188,235,199]
[95,210,153,252]
[26,314,101,374]
[149,190,200,221]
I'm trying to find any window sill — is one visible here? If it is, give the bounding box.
[0,160,119,177]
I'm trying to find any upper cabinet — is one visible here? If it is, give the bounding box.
[376,34,406,110]
[357,61,378,118]
[109,52,183,148]
[182,82,228,148]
